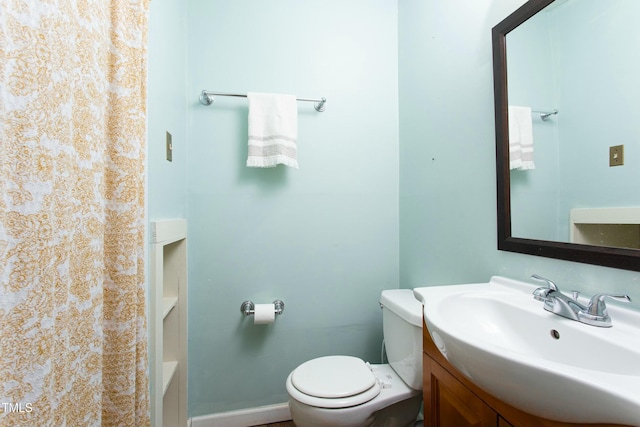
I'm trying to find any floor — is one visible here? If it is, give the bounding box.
[252,418,424,427]
[252,422,294,427]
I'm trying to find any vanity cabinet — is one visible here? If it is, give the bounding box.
[423,353,498,427]
[422,321,627,427]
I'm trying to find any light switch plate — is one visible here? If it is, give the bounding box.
[609,145,623,167]
[166,131,173,162]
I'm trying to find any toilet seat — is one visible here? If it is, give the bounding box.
[287,356,381,409]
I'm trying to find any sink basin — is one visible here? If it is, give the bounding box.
[413,276,640,426]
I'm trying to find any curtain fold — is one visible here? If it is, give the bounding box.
[0,1,150,426]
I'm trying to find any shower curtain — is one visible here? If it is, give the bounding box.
[0,1,150,426]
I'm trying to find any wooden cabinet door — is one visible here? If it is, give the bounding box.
[498,416,514,427]
[424,354,497,427]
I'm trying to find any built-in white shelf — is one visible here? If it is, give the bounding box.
[162,361,179,395]
[570,207,640,249]
[163,297,178,319]
[150,219,188,427]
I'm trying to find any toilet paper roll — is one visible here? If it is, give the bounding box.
[253,304,275,325]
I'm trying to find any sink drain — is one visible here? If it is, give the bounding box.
[550,329,560,339]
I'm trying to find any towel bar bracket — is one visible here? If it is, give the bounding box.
[533,109,558,121]
[314,98,327,112]
[540,109,558,121]
[200,90,214,106]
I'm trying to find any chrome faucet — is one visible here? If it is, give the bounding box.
[530,275,631,327]
[532,274,586,321]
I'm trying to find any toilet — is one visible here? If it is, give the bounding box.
[286,289,423,427]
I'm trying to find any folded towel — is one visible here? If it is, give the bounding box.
[246,92,299,168]
[508,105,535,170]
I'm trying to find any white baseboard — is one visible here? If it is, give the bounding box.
[190,402,291,427]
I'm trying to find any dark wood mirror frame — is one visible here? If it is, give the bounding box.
[492,0,640,272]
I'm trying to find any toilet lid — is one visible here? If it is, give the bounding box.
[291,355,377,399]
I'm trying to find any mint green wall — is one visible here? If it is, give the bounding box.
[506,10,561,241]
[398,0,640,298]
[398,0,506,287]
[185,0,399,416]
[552,1,640,234]
[148,0,188,220]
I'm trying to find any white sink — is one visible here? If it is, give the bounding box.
[413,276,640,426]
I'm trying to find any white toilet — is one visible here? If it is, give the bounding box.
[286,289,423,427]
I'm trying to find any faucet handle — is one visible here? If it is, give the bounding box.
[585,293,631,317]
[531,274,559,291]
[531,274,559,301]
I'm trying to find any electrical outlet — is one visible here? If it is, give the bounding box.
[166,131,173,162]
[609,145,624,167]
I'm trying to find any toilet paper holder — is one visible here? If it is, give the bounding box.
[240,300,285,316]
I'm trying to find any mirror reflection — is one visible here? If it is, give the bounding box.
[505,0,640,249]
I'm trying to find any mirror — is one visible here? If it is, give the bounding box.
[493,0,640,272]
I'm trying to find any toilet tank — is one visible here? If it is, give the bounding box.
[379,289,423,390]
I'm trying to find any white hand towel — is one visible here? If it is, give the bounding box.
[246,92,299,169]
[508,105,535,170]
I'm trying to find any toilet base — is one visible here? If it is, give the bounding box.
[289,393,422,427]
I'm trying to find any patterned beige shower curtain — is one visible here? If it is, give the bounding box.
[0,1,150,426]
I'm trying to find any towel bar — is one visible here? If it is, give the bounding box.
[199,90,326,112]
